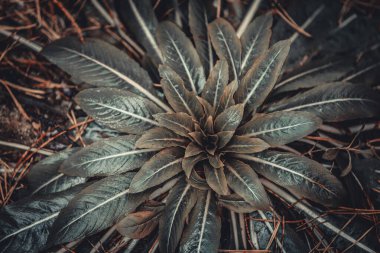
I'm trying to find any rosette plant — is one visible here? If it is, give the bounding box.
[1,0,379,253]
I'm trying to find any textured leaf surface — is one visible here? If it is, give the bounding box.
[214,104,244,132]
[204,164,228,195]
[238,151,346,206]
[0,185,84,253]
[208,18,241,80]
[225,159,270,209]
[27,148,86,195]
[201,60,228,109]
[235,40,291,113]
[223,136,269,153]
[135,127,188,149]
[75,88,163,134]
[216,80,238,115]
[129,147,184,193]
[49,174,151,244]
[237,111,322,146]
[60,136,155,177]
[42,37,154,95]
[267,82,380,122]
[189,0,213,75]
[157,21,205,93]
[159,65,204,119]
[116,207,163,239]
[154,112,194,138]
[159,178,198,253]
[179,191,221,253]
[240,14,272,76]
[121,0,162,64]
[218,194,256,213]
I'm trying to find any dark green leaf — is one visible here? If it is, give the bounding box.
[179,191,221,253]
[237,111,322,146]
[208,18,241,80]
[60,136,155,177]
[238,151,347,206]
[218,194,256,213]
[240,14,272,76]
[225,159,270,209]
[235,39,291,114]
[48,174,151,245]
[267,82,380,122]
[75,88,163,134]
[223,136,269,153]
[129,148,184,193]
[159,178,198,253]
[214,104,244,132]
[27,148,86,195]
[215,80,238,115]
[204,164,228,195]
[157,21,205,93]
[154,112,194,138]
[135,127,188,149]
[182,153,207,178]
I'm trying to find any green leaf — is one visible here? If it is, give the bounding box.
[157,21,205,93]
[214,104,244,132]
[225,159,270,209]
[48,174,151,245]
[237,151,347,206]
[60,136,155,177]
[201,60,229,109]
[267,82,380,122]
[135,127,188,149]
[0,185,85,253]
[235,39,291,114]
[75,88,163,134]
[159,65,204,119]
[237,111,322,146]
[204,164,228,195]
[240,14,272,76]
[208,18,241,81]
[129,148,184,193]
[218,194,256,213]
[27,148,86,195]
[223,136,269,153]
[159,178,198,253]
[154,112,194,138]
[215,80,238,115]
[179,191,221,253]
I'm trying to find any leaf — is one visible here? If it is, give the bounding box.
[157,21,206,93]
[121,0,162,64]
[214,104,244,132]
[238,151,347,206]
[225,159,270,209]
[223,136,269,153]
[75,88,163,134]
[159,178,198,253]
[179,191,221,253]
[218,194,257,213]
[48,174,151,245]
[240,14,273,76]
[42,37,155,96]
[182,153,207,178]
[208,18,241,81]
[185,142,203,158]
[204,164,228,195]
[187,170,210,191]
[60,136,155,177]
[235,39,291,114]
[217,131,235,149]
[135,127,188,149]
[266,82,380,122]
[189,0,213,75]
[116,208,163,239]
[159,65,204,119]
[201,60,229,108]
[27,148,86,195]
[215,80,238,115]
[274,59,353,93]
[0,185,85,253]
[154,112,194,138]
[129,148,184,193]
[237,111,322,146]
